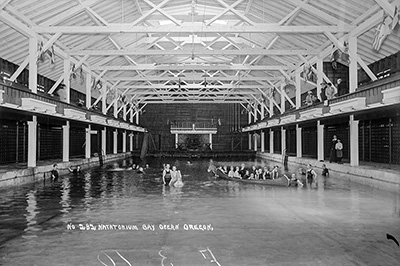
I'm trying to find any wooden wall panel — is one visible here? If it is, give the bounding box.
[139,103,248,152]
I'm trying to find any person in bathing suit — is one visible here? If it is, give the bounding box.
[162,164,172,186]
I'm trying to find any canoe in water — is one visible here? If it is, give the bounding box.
[215,169,289,187]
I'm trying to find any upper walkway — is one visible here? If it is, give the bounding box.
[243,73,400,132]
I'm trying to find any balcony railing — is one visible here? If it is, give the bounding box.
[243,73,400,132]
[170,121,217,130]
[0,81,145,132]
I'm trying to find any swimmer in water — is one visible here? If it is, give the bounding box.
[68,165,81,174]
[162,164,172,186]
[137,167,144,173]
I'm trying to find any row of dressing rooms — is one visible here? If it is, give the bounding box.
[0,111,140,165]
[248,108,400,166]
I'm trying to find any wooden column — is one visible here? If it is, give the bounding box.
[123,104,127,121]
[280,83,285,114]
[62,121,70,162]
[113,89,118,118]
[349,36,358,93]
[296,124,302,157]
[349,115,359,166]
[86,71,91,109]
[295,71,301,109]
[253,103,258,122]
[261,130,265,152]
[254,133,257,152]
[29,38,38,93]
[101,127,106,155]
[317,120,324,161]
[270,129,274,154]
[248,133,252,150]
[63,58,70,104]
[102,83,107,115]
[27,116,37,167]
[113,129,118,154]
[130,107,134,123]
[317,57,323,101]
[85,125,91,159]
[281,126,286,156]
[129,133,134,152]
[122,131,127,153]
[135,111,139,124]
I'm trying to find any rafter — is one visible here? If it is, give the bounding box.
[119,84,274,90]
[130,0,172,26]
[94,64,290,71]
[206,0,249,26]
[105,75,281,82]
[32,24,353,34]
[142,0,181,25]
[69,48,315,56]
[0,0,12,10]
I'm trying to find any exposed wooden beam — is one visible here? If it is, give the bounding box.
[0,0,12,10]
[357,55,378,81]
[120,84,273,89]
[0,10,36,37]
[142,0,181,25]
[106,75,281,81]
[32,24,353,34]
[374,0,397,17]
[94,64,289,71]
[206,0,248,26]
[286,0,350,27]
[130,0,171,26]
[69,48,316,56]
[40,0,100,27]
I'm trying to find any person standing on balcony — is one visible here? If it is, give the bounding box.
[320,82,328,102]
[305,91,316,106]
[325,83,335,100]
[336,78,348,96]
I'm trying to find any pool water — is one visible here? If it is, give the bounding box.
[1,157,400,266]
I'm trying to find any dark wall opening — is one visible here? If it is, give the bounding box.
[302,125,317,158]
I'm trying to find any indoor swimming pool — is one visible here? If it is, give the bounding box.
[1,157,400,266]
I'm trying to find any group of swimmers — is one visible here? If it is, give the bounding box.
[108,163,148,173]
[162,164,184,187]
[209,160,329,188]
[216,163,280,180]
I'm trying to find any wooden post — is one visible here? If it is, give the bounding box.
[29,38,38,93]
[86,71,91,109]
[349,36,358,93]
[85,125,91,158]
[64,58,70,104]
[295,70,301,109]
[102,83,107,115]
[281,126,286,156]
[317,57,323,101]
[270,129,274,154]
[113,129,118,154]
[101,127,106,155]
[317,120,324,161]
[349,115,359,166]
[122,131,127,153]
[27,116,37,167]
[62,121,70,162]
[296,124,302,157]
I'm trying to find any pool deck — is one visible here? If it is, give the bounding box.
[0,152,133,189]
[258,152,400,191]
